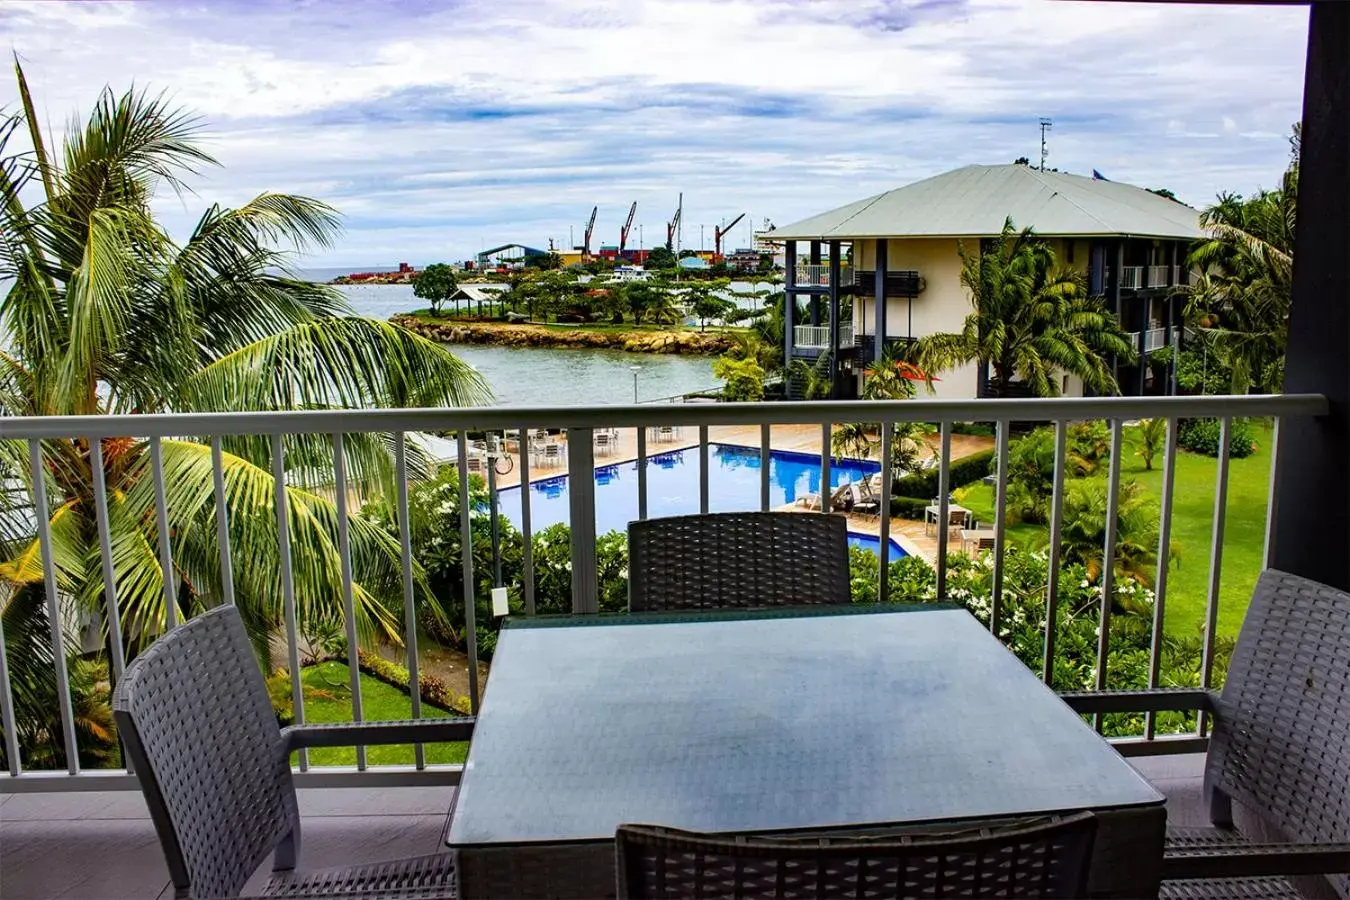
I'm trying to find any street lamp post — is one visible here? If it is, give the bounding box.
[630,365,642,403]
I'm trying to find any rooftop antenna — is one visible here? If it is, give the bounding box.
[1039,117,1053,171]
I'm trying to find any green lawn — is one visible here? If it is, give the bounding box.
[958,423,1274,639]
[297,662,468,767]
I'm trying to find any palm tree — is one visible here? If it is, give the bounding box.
[912,219,1136,397]
[0,65,490,765]
[1185,129,1297,394]
[1059,480,1177,590]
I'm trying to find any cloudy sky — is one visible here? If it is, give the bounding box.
[2,0,1309,268]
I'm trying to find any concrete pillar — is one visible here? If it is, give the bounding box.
[784,242,797,367]
[1269,1,1350,588]
[809,241,822,326]
[827,239,841,395]
[874,239,888,363]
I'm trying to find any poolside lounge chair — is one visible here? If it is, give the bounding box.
[616,814,1098,899]
[795,481,852,512]
[850,482,881,518]
[627,512,849,612]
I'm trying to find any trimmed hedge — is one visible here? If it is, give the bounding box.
[890,496,930,520]
[893,448,996,498]
[357,650,472,715]
[1178,417,1257,459]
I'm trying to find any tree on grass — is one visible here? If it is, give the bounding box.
[1132,418,1167,470]
[683,283,734,331]
[912,219,1136,397]
[413,263,458,316]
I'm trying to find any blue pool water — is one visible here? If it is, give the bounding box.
[497,443,907,558]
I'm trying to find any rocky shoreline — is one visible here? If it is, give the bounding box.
[390,315,735,355]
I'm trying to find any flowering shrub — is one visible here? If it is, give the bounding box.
[848,545,1231,737]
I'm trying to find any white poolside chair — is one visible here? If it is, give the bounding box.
[594,431,615,457]
[540,443,564,467]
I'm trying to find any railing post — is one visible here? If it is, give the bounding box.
[568,427,598,613]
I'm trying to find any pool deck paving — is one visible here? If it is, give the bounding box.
[479,423,991,564]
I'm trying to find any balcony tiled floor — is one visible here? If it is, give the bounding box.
[1,755,1208,899]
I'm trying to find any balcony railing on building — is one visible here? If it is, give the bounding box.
[1129,326,1181,354]
[793,324,853,349]
[792,263,852,288]
[850,270,923,298]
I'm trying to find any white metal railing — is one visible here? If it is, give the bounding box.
[792,263,852,288]
[1173,265,1183,286]
[1143,327,1169,353]
[1147,265,1171,288]
[793,324,852,349]
[0,393,1328,792]
[1119,266,1144,290]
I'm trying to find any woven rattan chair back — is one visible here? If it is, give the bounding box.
[1205,569,1350,894]
[616,814,1098,899]
[113,605,301,899]
[627,512,849,612]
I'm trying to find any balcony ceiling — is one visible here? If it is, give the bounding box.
[766,164,1205,242]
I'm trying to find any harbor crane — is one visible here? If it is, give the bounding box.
[582,205,598,259]
[618,202,637,257]
[665,193,683,251]
[713,213,746,261]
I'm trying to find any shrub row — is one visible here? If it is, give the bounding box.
[893,448,996,498]
[356,650,472,715]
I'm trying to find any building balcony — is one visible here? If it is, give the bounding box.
[1130,326,1181,353]
[0,392,1334,898]
[1121,266,1181,292]
[791,263,852,290]
[850,270,923,298]
[792,323,853,350]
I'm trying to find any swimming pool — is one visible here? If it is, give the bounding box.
[496,443,907,559]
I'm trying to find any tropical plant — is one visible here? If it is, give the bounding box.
[912,219,1136,396]
[645,245,676,269]
[1132,418,1167,470]
[1185,128,1298,394]
[642,283,684,326]
[711,356,765,402]
[830,422,875,464]
[0,66,490,767]
[412,263,457,316]
[1059,480,1175,591]
[787,353,834,400]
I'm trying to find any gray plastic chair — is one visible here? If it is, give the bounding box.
[112,605,473,899]
[627,512,850,612]
[1063,569,1350,899]
[616,814,1098,899]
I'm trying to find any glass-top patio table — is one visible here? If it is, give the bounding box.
[446,604,1165,899]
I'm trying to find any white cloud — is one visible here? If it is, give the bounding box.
[1,0,1309,265]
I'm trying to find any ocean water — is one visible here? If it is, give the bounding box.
[332,281,721,406]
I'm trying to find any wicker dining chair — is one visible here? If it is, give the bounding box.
[1062,569,1350,899]
[112,605,474,900]
[615,814,1099,899]
[627,512,849,612]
